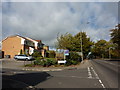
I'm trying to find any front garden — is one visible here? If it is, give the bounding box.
[25,51,82,67]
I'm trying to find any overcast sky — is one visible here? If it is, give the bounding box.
[2,2,118,48]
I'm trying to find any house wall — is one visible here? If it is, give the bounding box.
[43,46,49,51]
[41,49,46,57]
[2,36,23,58]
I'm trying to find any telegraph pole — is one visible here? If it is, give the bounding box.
[80,32,83,61]
[80,22,89,61]
[109,47,112,59]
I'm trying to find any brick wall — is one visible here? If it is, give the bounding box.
[2,36,23,58]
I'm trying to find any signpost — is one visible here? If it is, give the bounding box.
[64,50,69,59]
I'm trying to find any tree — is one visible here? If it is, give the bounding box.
[56,32,93,59]
[111,24,120,46]
[90,39,117,59]
[56,33,74,50]
[93,40,109,58]
[73,32,93,58]
[110,24,120,58]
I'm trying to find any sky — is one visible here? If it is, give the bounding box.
[1,1,118,48]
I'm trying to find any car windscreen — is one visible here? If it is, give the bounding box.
[18,55,27,57]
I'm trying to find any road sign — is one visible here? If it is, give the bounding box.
[64,50,69,56]
[58,60,66,64]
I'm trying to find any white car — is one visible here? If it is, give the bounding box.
[14,55,34,60]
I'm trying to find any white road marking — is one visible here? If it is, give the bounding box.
[28,86,33,88]
[101,84,105,88]
[91,67,99,79]
[87,67,92,78]
[13,72,25,74]
[99,80,102,84]
[90,67,106,88]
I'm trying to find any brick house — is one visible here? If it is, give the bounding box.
[2,35,44,58]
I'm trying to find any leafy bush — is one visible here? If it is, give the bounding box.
[51,59,57,65]
[71,60,78,65]
[65,59,72,66]
[65,59,79,66]
[34,58,57,67]
[68,52,81,62]
[48,51,56,58]
[36,57,44,61]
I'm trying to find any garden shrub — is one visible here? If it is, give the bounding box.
[71,60,78,65]
[51,59,57,65]
[48,51,56,58]
[65,59,72,66]
[68,52,81,62]
[34,58,57,67]
[65,59,79,66]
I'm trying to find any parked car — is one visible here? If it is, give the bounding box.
[14,55,34,60]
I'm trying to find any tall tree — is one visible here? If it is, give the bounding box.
[56,33,74,50]
[92,40,109,58]
[56,32,93,59]
[110,24,120,58]
[74,32,93,58]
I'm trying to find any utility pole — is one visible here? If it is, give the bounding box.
[80,21,89,61]
[109,47,112,59]
[80,32,83,61]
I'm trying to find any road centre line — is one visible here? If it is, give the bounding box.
[90,67,106,88]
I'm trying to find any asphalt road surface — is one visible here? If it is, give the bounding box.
[1,59,120,89]
[90,59,120,88]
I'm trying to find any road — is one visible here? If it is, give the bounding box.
[1,59,120,89]
[91,59,120,88]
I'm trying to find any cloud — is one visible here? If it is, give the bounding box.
[2,2,118,47]
[2,0,119,2]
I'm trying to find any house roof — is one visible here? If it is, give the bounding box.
[35,40,41,42]
[2,35,27,42]
[2,35,44,44]
[25,37,42,44]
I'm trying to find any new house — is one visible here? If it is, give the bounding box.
[2,35,45,58]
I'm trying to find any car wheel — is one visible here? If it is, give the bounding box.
[14,58,17,60]
[26,58,28,61]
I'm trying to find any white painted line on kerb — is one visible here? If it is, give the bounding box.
[87,67,92,78]
[90,67,106,88]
